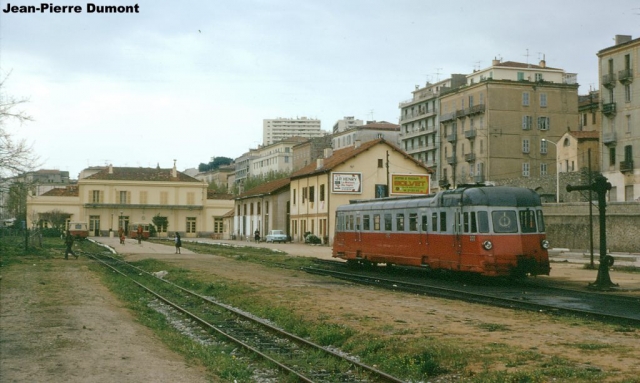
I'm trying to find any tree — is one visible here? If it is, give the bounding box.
[38,209,70,230]
[198,156,233,172]
[0,73,39,180]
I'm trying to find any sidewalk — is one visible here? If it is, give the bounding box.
[548,248,640,267]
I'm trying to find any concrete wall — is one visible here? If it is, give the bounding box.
[543,202,640,252]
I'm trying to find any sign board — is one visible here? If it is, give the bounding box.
[391,174,430,195]
[331,172,362,194]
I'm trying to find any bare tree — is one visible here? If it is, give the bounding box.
[0,72,39,180]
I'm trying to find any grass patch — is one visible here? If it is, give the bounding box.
[477,323,511,332]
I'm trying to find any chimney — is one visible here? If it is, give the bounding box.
[492,57,500,66]
[354,140,361,149]
[615,35,632,45]
[539,59,546,68]
[108,164,113,174]
[323,148,333,158]
[316,158,324,170]
[171,159,177,178]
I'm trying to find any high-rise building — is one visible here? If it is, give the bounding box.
[263,117,325,146]
[597,35,640,202]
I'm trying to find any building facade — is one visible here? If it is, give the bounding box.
[332,116,363,133]
[27,164,234,238]
[289,139,431,245]
[250,136,308,177]
[597,35,640,202]
[291,135,333,171]
[398,75,466,191]
[233,177,290,240]
[331,121,400,150]
[439,59,579,190]
[262,117,325,146]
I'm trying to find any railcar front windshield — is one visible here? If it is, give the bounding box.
[491,210,518,233]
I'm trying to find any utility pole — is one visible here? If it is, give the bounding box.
[567,175,618,290]
[587,149,594,268]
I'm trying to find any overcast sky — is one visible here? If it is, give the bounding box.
[1,0,639,178]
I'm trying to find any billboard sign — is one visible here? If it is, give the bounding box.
[331,172,362,194]
[391,174,430,195]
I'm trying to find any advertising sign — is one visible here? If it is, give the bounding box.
[331,172,362,194]
[391,174,430,195]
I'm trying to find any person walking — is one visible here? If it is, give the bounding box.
[175,233,182,254]
[118,227,125,245]
[64,231,78,260]
[137,225,143,244]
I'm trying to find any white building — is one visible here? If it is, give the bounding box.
[332,116,363,133]
[332,121,400,150]
[263,117,325,146]
[598,35,640,202]
[250,136,309,177]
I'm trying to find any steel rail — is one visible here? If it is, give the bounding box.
[83,251,406,383]
[302,266,640,326]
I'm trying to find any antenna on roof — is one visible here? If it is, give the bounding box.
[434,68,442,82]
[524,48,530,67]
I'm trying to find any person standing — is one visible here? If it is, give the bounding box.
[175,233,182,254]
[64,232,78,260]
[118,227,125,245]
[254,229,260,243]
[137,225,143,244]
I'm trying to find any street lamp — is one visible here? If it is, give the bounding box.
[542,139,559,203]
[119,211,123,230]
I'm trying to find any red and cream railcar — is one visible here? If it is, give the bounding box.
[333,185,550,277]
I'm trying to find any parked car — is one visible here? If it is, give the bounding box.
[265,230,288,243]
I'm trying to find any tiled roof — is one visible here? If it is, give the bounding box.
[291,138,431,180]
[207,191,234,200]
[84,166,200,182]
[569,131,600,140]
[41,186,79,197]
[236,177,290,199]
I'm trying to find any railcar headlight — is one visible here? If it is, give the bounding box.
[482,240,493,250]
[541,239,550,249]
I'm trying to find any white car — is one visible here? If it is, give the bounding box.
[265,230,288,243]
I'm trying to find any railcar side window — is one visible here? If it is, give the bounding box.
[477,211,489,233]
[409,213,418,231]
[471,212,478,233]
[396,214,405,231]
[492,211,518,233]
[337,214,345,231]
[374,214,381,230]
[440,212,447,232]
[347,215,354,231]
[422,215,428,231]
[536,210,545,232]
[363,215,370,231]
[356,216,361,231]
[519,209,537,233]
[463,212,470,233]
[384,214,392,231]
[431,212,438,232]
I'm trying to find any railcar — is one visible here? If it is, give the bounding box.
[129,223,151,239]
[67,221,89,239]
[333,185,550,277]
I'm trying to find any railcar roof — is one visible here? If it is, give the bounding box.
[338,186,540,211]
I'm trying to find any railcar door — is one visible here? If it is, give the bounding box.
[454,208,463,268]
[418,208,428,245]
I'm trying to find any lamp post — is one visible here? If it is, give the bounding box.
[119,211,123,230]
[542,139,559,203]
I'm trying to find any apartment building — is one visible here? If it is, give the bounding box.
[331,121,400,150]
[398,75,466,191]
[332,116,363,133]
[250,136,308,177]
[262,117,325,146]
[578,91,600,132]
[598,35,640,202]
[26,163,234,238]
[439,58,579,189]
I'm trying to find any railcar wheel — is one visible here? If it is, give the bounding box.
[346,259,359,268]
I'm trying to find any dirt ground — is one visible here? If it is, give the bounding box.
[2,241,639,382]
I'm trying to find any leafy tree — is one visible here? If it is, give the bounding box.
[0,73,39,181]
[37,209,70,230]
[152,214,168,236]
[198,156,233,172]
[241,170,290,194]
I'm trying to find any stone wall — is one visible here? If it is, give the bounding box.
[543,202,640,252]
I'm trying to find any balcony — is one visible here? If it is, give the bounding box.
[464,153,476,162]
[602,102,616,117]
[618,68,633,84]
[465,104,486,116]
[603,132,617,146]
[439,112,455,122]
[620,160,634,173]
[446,132,458,143]
[455,109,466,119]
[464,129,477,139]
[602,73,617,89]
[447,156,457,165]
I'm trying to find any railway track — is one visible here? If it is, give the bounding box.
[82,251,406,383]
[302,264,640,326]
